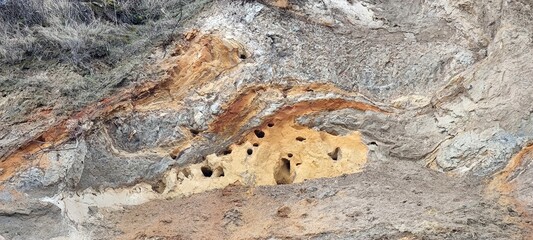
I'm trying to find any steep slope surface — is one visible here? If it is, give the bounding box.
[1,0,533,239]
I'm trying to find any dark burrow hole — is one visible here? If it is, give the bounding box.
[275,158,292,185]
[282,158,291,171]
[254,129,265,138]
[201,166,225,178]
[35,136,46,143]
[369,141,378,146]
[267,123,275,128]
[328,147,341,161]
[287,153,293,158]
[247,148,253,155]
[190,129,200,136]
[253,143,259,147]
[223,149,232,155]
[240,54,247,59]
[296,136,306,142]
[201,166,213,177]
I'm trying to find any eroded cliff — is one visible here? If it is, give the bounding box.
[1,0,533,239]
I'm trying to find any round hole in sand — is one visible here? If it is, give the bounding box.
[254,130,265,138]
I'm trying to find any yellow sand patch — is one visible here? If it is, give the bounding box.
[163,120,368,196]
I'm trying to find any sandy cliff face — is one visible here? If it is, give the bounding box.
[1,0,533,239]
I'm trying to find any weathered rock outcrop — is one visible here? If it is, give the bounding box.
[1,0,533,239]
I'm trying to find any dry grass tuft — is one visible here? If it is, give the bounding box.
[0,0,198,67]
[0,0,212,127]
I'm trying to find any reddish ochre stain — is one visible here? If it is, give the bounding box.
[488,144,533,233]
[210,85,386,135]
[0,32,384,188]
[0,32,243,182]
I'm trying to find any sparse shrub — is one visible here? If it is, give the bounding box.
[0,0,212,126]
[0,0,193,67]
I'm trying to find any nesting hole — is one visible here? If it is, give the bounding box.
[190,129,200,136]
[296,136,306,142]
[35,136,46,143]
[274,158,293,185]
[287,153,293,158]
[247,149,253,155]
[240,53,247,59]
[223,149,232,155]
[369,141,378,146]
[200,166,225,178]
[253,143,259,147]
[201,166,213,177]
[328,147,341,161]
[282,158,291,172]
[267,123,275,128]
[254,129,265,138]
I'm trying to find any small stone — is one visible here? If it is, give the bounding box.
[223,209,243,227]
[306,186,318,193]
[160,219,173,224]
[276,206,291,218]
[316,189,338,199]
[346,211,362,219]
